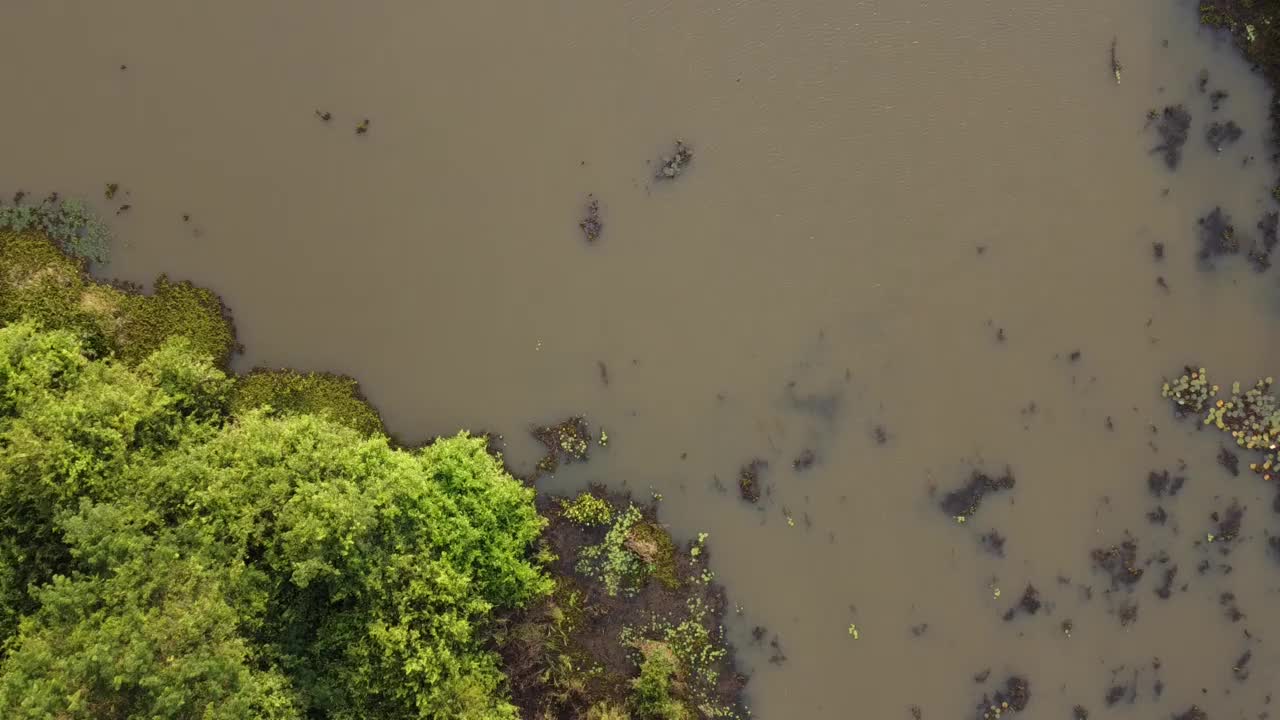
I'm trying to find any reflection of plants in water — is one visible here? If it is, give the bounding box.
[1163,369,1279,479]
[0,195,111,263]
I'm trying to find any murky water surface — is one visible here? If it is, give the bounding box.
[4,1,1280,717]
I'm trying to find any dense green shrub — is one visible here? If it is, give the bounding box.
[230,369,384,436]
[0,231,236,367]
[561,491,613,526]
[0,323,550,719]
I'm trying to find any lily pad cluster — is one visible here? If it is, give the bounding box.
[1162,369,1279,480]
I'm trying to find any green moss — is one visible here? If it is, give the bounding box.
[230,369,385,437]
[561,492,614,526]
[0,231,236,368]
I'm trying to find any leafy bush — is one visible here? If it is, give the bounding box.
[629,643,690,720]
[230,369,384,436]
[577,505,648,596]
[561,492,613,526]
[0,231,236,367]
[0,323,550,719]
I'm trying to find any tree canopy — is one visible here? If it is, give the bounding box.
[0,321,550,719]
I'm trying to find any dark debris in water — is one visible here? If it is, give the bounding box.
[1173,706,1207,720]
[579,194,602,243]
[1154,564,1178,599]
[1250,210,1278,271]
[1073,705,1089,720]
[979,530,1006,557]
[1217,446,1240,476]
[974,676,1030,720]
[1147,505,1168,525]
[1151,105,1192,169]
[792,449,816,471]
[1205,119,1244,151]
[532,416,592,475]
[1148,469,1186,498]
[1233,649,1252,681]
[1210,501,1245,543]
[940,469,1016,519]
[1091,537,1144,589]
[1198,206,1239,264]
[1220,592,1245,622]
[739,459,767,503]
[655,140,693,180]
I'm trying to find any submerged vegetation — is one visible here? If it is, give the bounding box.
[0,228,746,719]
[0,195,111,263]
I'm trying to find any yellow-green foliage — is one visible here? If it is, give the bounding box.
[587,701,632,720]
[0,323,552,719]
[0,231,235,367]
[231,369,384,437]
[561,492,613,526]
[629,642,691,720]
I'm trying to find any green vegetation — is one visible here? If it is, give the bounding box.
[561,491,615,526]
[629,642,691,719]
[230,369,384,436]
[534,416,592,474]
[1162,368,1280,479]
[0,231,236,366]
[0,229,745,719]
[577,505,651,597]
[0,195,111,263]
[0,321,550,718]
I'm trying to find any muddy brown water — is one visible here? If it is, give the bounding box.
[3,1,1280,717]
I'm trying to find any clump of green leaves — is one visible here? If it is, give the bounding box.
[534,416,592,474]
[577,505,648,597]
[230,368,384,436]
[0,322,551,719]
[1162,368,1280,481]
[0,195,111,263]
[0,231,236,367]
[561,492,614,526]
[621,599,738,720]
[1161,367,1218,414]
[629,641,691,719]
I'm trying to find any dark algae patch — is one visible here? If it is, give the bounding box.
[1091,537,1144,588]
[1173,706,1208,720]
[972,676,1030,719]
[1197,207,1239,263]
[534,415,593,474]
[939,468,1016,519]
[580,194,603,243]
[738,458,767,503]
[656,140,694,180]
[1205,119,1243,151]
[1150,105,1192,169]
